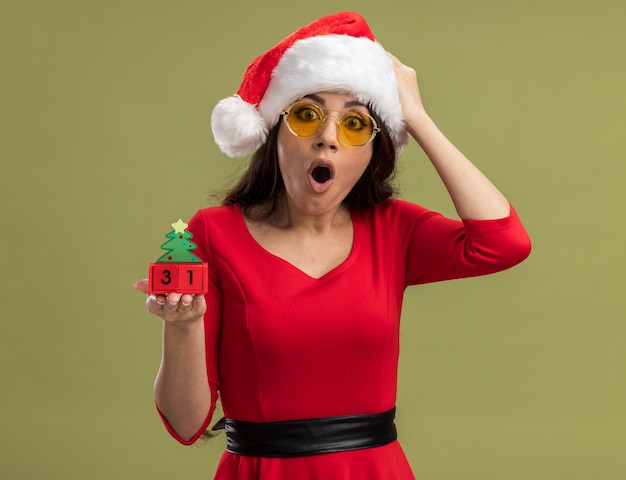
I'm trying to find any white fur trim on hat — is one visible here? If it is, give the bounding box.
[259,35,407,155]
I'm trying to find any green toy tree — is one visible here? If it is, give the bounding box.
[156,218,201,263]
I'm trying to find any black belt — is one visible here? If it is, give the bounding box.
[213,407,397,457]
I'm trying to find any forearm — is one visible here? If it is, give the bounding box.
[154,318,212,441]
[407,110,510,220]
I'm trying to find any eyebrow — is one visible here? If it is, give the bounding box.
[303,94,367,109]
[304,94,326,104]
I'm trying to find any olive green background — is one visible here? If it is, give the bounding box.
[2,0,624,478]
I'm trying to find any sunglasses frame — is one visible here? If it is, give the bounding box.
[281,101,381,146]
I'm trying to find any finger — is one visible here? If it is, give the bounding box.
[190,293,207,316]
[165,293,183,307]
[146,294,166,314]
[387,52,406,70]
[134,279,149,294]
[387,51,398,62]
[145,293,166,307]
[180,293,194,306]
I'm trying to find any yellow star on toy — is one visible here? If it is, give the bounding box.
[171,218,188,234]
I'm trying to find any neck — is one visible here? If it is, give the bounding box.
[268,195,352,234]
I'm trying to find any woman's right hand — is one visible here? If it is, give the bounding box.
[134,279,207,324]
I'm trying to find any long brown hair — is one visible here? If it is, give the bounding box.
[222,109,398,219]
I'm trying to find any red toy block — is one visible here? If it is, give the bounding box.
[178,263,208,293]
[149,263,179,293]
[148,262,208,294]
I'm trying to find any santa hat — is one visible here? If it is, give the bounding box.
[211,11,408,158]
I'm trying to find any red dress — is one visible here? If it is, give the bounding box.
[158,199,531,479]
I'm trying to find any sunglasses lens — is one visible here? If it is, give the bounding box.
[339,113,375,146]
[286,103,324,136]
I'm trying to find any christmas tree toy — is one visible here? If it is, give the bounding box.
[148,218,209,294]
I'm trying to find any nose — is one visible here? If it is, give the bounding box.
[315,115,340,150]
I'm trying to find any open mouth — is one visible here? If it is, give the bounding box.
[307,160,335,194]
[311,165,332,184]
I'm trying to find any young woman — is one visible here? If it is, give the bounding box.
[135,11,530,480]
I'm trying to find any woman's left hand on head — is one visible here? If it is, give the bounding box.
[388,53,426,118]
